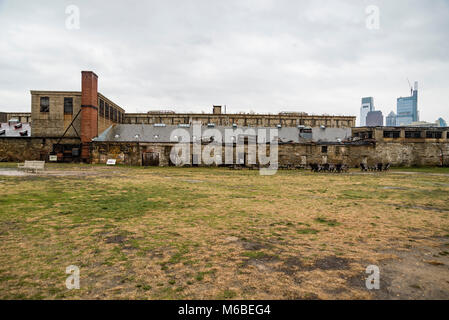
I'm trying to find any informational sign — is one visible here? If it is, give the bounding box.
[49,155,57,162]
[106,159,116,166]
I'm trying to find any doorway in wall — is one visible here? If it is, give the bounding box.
[142,152,159,166]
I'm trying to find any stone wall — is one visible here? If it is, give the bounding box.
[31,91,82,138]
[0,137,81,162]
[91,140,449,167]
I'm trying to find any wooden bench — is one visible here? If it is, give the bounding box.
[17,161,45,173]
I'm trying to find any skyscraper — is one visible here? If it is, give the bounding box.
[360,97,374,127]
[436,117,447,127]
[366,111,384,127]
[386,111,397,126]
[396,81,419,126]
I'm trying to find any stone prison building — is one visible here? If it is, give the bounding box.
[1,71,448,167]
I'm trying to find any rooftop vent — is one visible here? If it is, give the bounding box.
[0,129,5,135]
[154,123,166,127]
[19,130,28,136]
[114,134,120,139]
[277,124,282,128]
[178,124,190,128]
[207,123,216,128]
[14,123,22,129]
[320,125,326,130]
[232,124,238,128]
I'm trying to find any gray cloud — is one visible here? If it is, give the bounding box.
[0,0,448,123]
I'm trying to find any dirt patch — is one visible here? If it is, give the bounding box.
[278,256,304,276]
[104,235,127,244]
[239,240,269,251]
[307,256,351,271]
[0,169,29,176]
[347,239,449,299]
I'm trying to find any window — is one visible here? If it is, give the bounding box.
[40,97,50,112]
[109,106,113,120]
[426,131,442,139]
[383,131,400,138]
[99,100,105,117]
[118,111,121,123]
[405,131,422,139]
[105,103,110,118]
[321,146,328,154]
[113,109,117,122]
[64,97,73,114]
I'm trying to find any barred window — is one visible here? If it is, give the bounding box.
[105,103,110,118]
[40,97,50,112]
[426,131,442,139]
[99,100,105,117]
[383,131,400,138]
[405,131,422,138]
[64,97,73,114]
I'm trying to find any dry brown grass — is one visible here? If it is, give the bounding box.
[0,164,448,299]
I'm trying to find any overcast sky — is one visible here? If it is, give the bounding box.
[0,0,448,124]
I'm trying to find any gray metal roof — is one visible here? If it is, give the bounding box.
[94,124,302,143]
[0,122,31,137]
[94,124,352,144]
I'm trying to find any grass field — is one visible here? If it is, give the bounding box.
[1,164,449,299]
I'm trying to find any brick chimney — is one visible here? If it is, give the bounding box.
[80,71,98,161]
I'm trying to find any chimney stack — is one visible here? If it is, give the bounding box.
[80,71,99,161]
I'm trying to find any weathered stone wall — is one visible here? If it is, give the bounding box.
[371,142,449,167]
[91,140,449,167]
[0,137,81,162]
[31,91,83,138]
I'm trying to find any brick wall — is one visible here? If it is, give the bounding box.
[81,71,99,160]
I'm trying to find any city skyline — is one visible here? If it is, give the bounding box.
[0,0,448,123]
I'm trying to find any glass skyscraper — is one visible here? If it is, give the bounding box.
[396,82,419,126]
[360,97,374,127]
[386,111,397,126]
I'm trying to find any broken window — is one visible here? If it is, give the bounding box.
[321,146,328,154]
[64,97,73,114]
[426,131,442,139]
[383,131,400,138]
[40,97,50,112]
[405,131,422,138]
